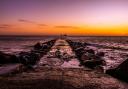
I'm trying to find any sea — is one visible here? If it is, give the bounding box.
[0,36,56,54]
[0,36,128,69]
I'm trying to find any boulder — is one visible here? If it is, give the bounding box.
[19,52,40,65]
[42,44,49,51]
[80,48,96,61]
[81,52,97,61]
[86,49,95,54]
[74,47,85,59]
[106,58,128,82]
[81,51,106,69]
[96,52,105,57]
[83,59,105,69]
[28,52,40,65]
[34,42,42,50]
[81,53,90,61]
[55,49,61,58]
[0,51,19,64]
[18,52,30,65]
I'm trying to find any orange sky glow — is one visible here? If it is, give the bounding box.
[0,0,128,36]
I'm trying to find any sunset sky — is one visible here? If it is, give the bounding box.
[0,0,128,36]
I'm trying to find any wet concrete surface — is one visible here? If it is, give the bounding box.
[0,67,128,89]
[38,39,82,68]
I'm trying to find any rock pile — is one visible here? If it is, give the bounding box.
[67,40,106,70]
[0,39,56,68]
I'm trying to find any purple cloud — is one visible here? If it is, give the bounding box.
[18,19,36,23]
[18,19,48,26]
[55,26,79,29]
[0,24,13,29]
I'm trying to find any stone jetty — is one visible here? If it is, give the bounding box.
[38,39,81,68]
[0,39,128,89]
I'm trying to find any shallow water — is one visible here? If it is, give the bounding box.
[68,36,128,69]
[0,36,54,54]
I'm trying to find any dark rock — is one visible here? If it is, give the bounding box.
[18,52,30,65]
[19,52,40,66]
[28,52,40,65]
[96,52,105,57]
[10,55,20,63]
[81,51,106,69]
[81,54,90,61]
[75,47,86,59]
[0,51,19,64]
[81,52,96,61]
[83,42,88,46]
[55,49,61,58]
[106,58,128,82]
[34,42,42,50]
[83,60,105,69]
[42,44,49,50]
[86,49,95,54]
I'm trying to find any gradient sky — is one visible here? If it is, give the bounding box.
[0,0,128,36]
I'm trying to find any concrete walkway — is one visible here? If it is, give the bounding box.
[38,39,82,68]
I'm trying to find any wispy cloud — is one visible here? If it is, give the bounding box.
[38,24,48,26]
[55,25,79,29]
[18,19,48,27]
[18,19,36,24]
[0,24,13,29]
